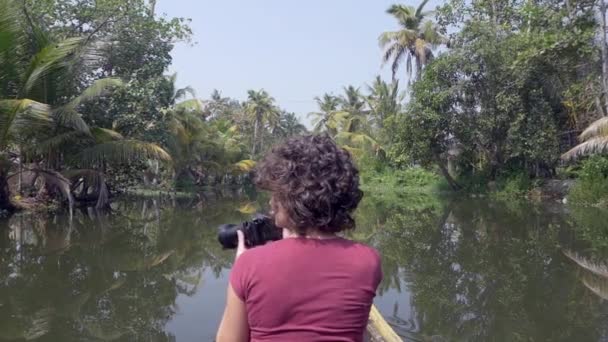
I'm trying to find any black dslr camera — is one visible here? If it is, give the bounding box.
[217,214,282,249]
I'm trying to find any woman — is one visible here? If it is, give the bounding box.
[217,135,382,342]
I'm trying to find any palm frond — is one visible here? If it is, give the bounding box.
[0,0,22,54]
[52,110,90,133]
[0,0,25,93]
[562,136,608,161]
[564,250,608,278]
[175,98,205,113]
[35,131,88,153]
[335,131,383,151]
[582,274,608,301]
[378,31,402,48]
[59,78,123,113]
[415,0,432,18]
[580,117,608,141]
[421,20,443,46]
[174,86,197,101]
[90,127,124,143]
[22,37,83,95]
[0,99,51,147]
[393,47,408,80]
[74,140,172,167]
[387,4,417,26]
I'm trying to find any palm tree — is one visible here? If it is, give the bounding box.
[245,89,279,155]
[366,76,404,129]
[338,86,370,134]
[274,112,307,138]
[562,117,608,160]
[165,73,204,113]
[0,2,171,210]
[308,93,344,135]
[379,0,445,80]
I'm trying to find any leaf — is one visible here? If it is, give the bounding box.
[580,117,608,141]
[0,99,51,147]
[22,37,83,95]
[174,86,196,101]
[0,0,23,55]
[233,159,256,172]
[74,140,172,167]
[562,136,608,161]
[90,127,124,143]
[59,78,123,113]
[582,274,608,301]
[52,110,90,134]
[563,250,608,278]
[35,131,88,153]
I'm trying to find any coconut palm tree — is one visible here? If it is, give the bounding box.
[379,0,445,80]
[338,86,370,134]
[562,117,608,160]
[0,1,171,210]
[245,89,279,156]
[308,93,345,135]
[366,76,404,129]
[274,112,307,138]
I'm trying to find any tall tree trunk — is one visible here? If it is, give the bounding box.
[252,113,260,156]
[433,150,461,191]
[260,123,265,152]
[600,0,608,114]
[148,0,157,16]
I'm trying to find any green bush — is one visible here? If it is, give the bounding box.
[569,156,608,206]
[360,166,441,194]
[495,171,533,200]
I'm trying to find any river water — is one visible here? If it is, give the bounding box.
[1,189,608,341]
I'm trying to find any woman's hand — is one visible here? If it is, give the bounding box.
[235,230,248,260]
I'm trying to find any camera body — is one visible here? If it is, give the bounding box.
[217,214,282,249]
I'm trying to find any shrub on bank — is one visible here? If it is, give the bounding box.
[569,156,608,207]
[360,167,442,193]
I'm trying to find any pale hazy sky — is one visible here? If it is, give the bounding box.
[156,0,432,126]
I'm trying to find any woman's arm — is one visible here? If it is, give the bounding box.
[216,283,249,342]
[217,230,250,342]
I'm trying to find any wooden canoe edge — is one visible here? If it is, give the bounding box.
[365,304,403,342]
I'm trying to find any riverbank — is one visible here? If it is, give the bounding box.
[360,166,608,207]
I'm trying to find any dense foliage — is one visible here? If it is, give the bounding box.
[386,0,608,193]
[4,0,608,211]
[0,0,307,211]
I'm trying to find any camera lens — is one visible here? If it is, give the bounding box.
[217,224,240,249]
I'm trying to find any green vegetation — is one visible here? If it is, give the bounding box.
[4,0,608,213]
[569,156,608,206]
[361,167,442,195]
[0,0,308,212]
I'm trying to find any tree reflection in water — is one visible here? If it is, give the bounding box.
[364,196,608,341]
[1,191,608,341]
[0,190,254,341]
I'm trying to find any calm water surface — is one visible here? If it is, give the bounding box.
[2,189,608,341]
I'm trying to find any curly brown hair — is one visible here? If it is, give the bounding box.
[254,134,363,235]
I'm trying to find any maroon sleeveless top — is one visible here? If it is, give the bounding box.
[229,237,382,342]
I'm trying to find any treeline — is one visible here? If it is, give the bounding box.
[310,0,608,200]
[390,0,608,192]
[0,0,306,212]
